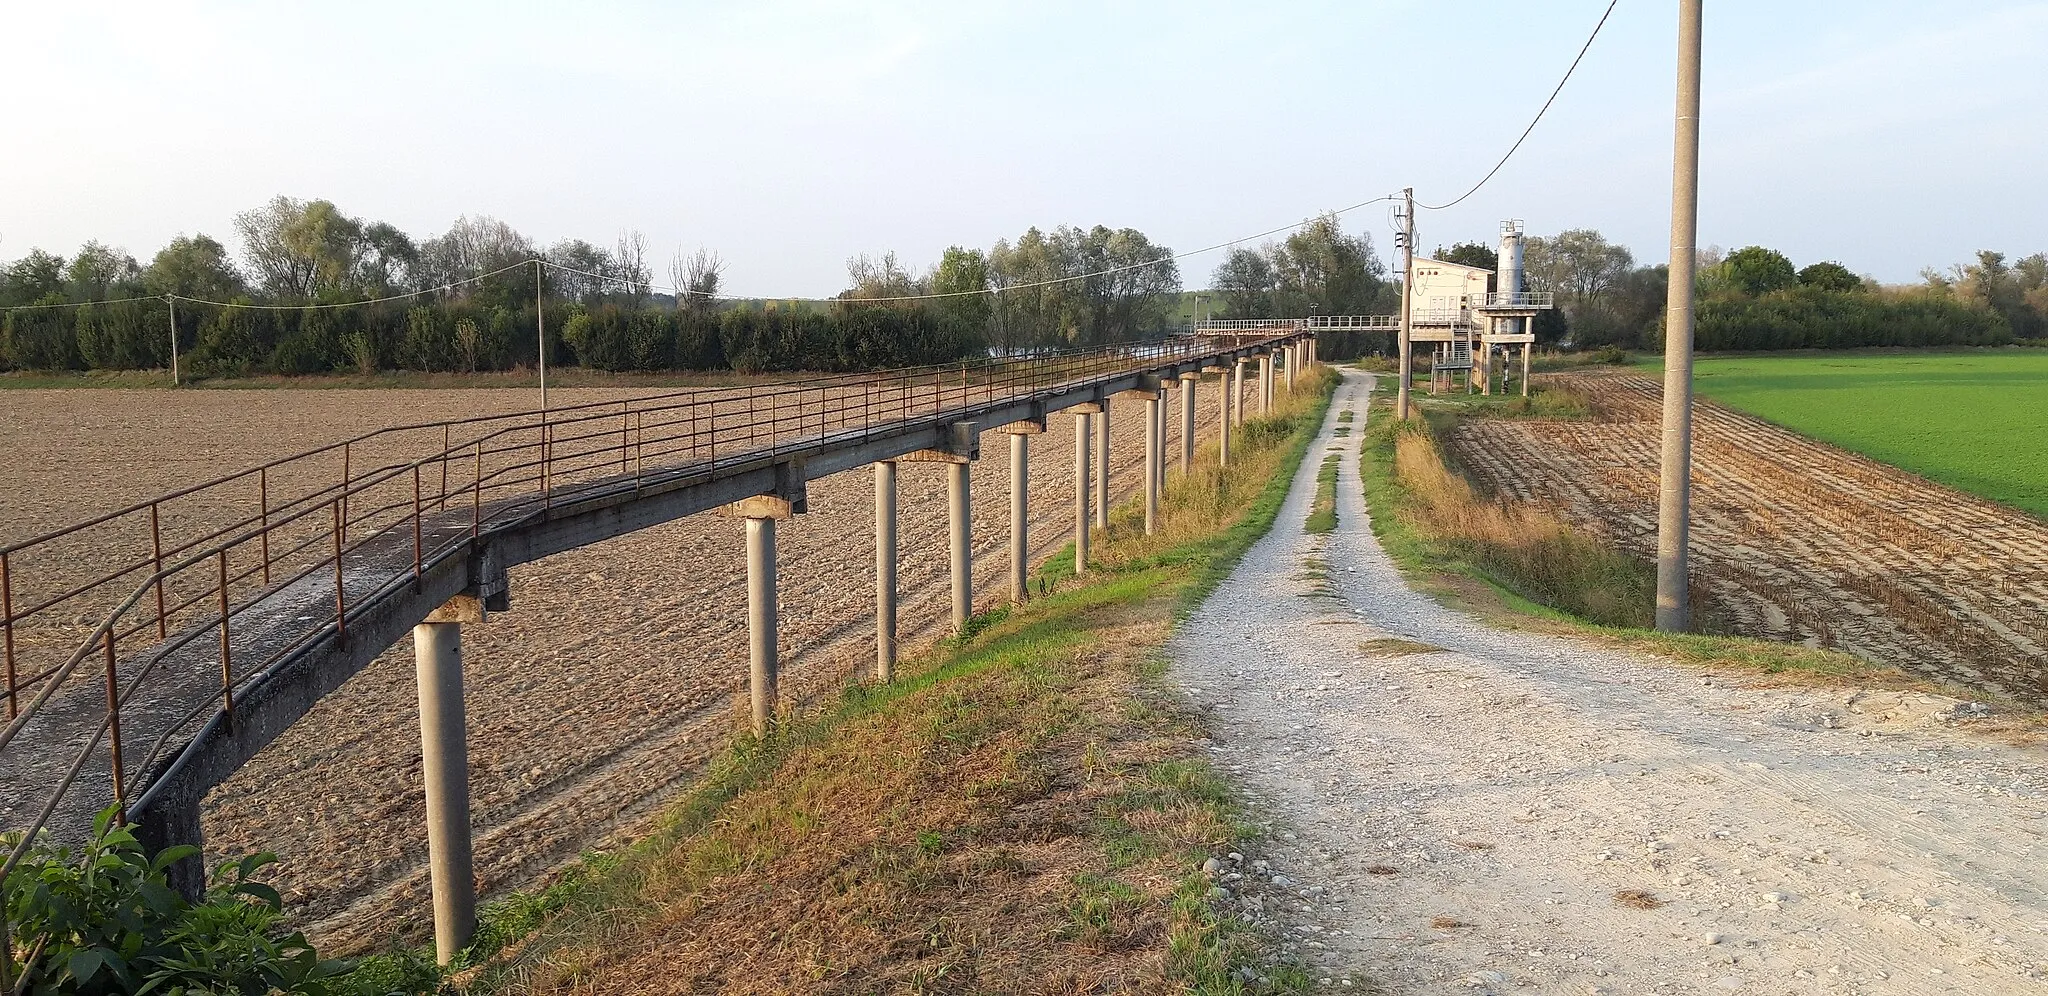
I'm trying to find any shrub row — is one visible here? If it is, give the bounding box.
[0,300,987,376]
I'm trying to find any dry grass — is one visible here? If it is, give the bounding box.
[1429,916,1474,930]
[1612,889,1664,910]
[1357,638,1443,658]
[457,370,1344,995]
[1389,415,1654,628]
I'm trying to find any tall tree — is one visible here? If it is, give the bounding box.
[1212,247,1275,319]
[144,235,245,299]
[1714,246,1798,296]
[63,241,142,301]
[233,196,368,299]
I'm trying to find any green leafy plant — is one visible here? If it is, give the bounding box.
[2,807,359,995]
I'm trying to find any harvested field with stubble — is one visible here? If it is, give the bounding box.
[0,378,1237,952]
[1445,370,2048,701]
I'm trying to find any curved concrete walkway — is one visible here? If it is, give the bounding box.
[1172,369,2046,994]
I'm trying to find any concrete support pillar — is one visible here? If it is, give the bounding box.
[1143,393,1161,535]
[1231,360,1247,427]
[1154,388,1167,497]
[1094,400,1111,530]
[414,616,475,965]
[1178,373,1198,474]
[1259,353,1273,414]
[1217,372,1233,467]
[874,460,897,680]
[745,515,779,735]
[1008,432,1029,605]
[1522,344,1532,397]
[1073,411,1092,573]
[947,460,971,634]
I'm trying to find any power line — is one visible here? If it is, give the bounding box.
[1417,0,1620,212]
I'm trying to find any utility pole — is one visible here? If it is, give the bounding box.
[1396,187,1416,419]
[165,295,179,387]
[1655,0,1704,632]
[535,259,548,416]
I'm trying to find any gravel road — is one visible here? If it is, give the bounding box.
[1171,370,2047,994]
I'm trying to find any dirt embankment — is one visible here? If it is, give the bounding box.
[1445,370,2048,701]
[0,380,1240,949]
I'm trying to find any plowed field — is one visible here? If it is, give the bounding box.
[1446,370,2048,700]
[0,378,1241,950]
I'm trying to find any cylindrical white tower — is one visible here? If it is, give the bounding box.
[1497,220,1526,338]
[1497,220,1525,298]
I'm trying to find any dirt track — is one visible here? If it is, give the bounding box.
[1446,371,2048,702]
[1175,371,2048,993]
[0,379,1237,949]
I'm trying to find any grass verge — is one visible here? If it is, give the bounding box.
[440,368,1342,994]
[1304,454,1338,534]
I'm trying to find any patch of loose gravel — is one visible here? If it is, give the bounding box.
[1173,370,2048,993]
[0,379,1240,948]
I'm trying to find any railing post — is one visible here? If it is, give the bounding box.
[216,550,233,729]
[102,630,126,824]
[149,504,167,639]
[332,500,347,643]
[1,550,14,719]
[413,465,425,587]
[258,467,271,586]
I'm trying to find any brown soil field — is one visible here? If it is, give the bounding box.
[0,377,1244,950]
[1444,370,2048,701]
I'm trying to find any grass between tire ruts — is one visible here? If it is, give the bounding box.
[436,368,1341,994]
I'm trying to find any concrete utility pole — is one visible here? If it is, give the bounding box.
[874,461,897,680]
[1397,187,1416,420]
[165,296,180,386]
[1655,0,1704,633]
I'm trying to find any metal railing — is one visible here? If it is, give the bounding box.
[1411,307,1473,325]
[1304,315,1400,330]
[1474,291,1555,310]
[0,333,1294,861]
[1192,318,1302,332]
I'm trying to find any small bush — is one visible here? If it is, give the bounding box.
[1,808,379,995]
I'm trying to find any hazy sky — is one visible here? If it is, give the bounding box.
[4,0,2043,295]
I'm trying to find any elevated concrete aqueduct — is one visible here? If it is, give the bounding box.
[0,331,1317,961]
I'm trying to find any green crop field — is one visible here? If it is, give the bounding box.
[1653,351,2048,519]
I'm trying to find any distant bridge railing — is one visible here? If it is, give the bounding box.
[1474,291,1554,310]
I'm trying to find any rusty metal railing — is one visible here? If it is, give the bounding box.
[0,334,1291,863]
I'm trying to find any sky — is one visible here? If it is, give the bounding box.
[3,0,2044,296]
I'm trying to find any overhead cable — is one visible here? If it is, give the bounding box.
[1417,0,1620,212]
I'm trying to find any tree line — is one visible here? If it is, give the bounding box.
[0,197,1197,377]
[1504,230,2036,351]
